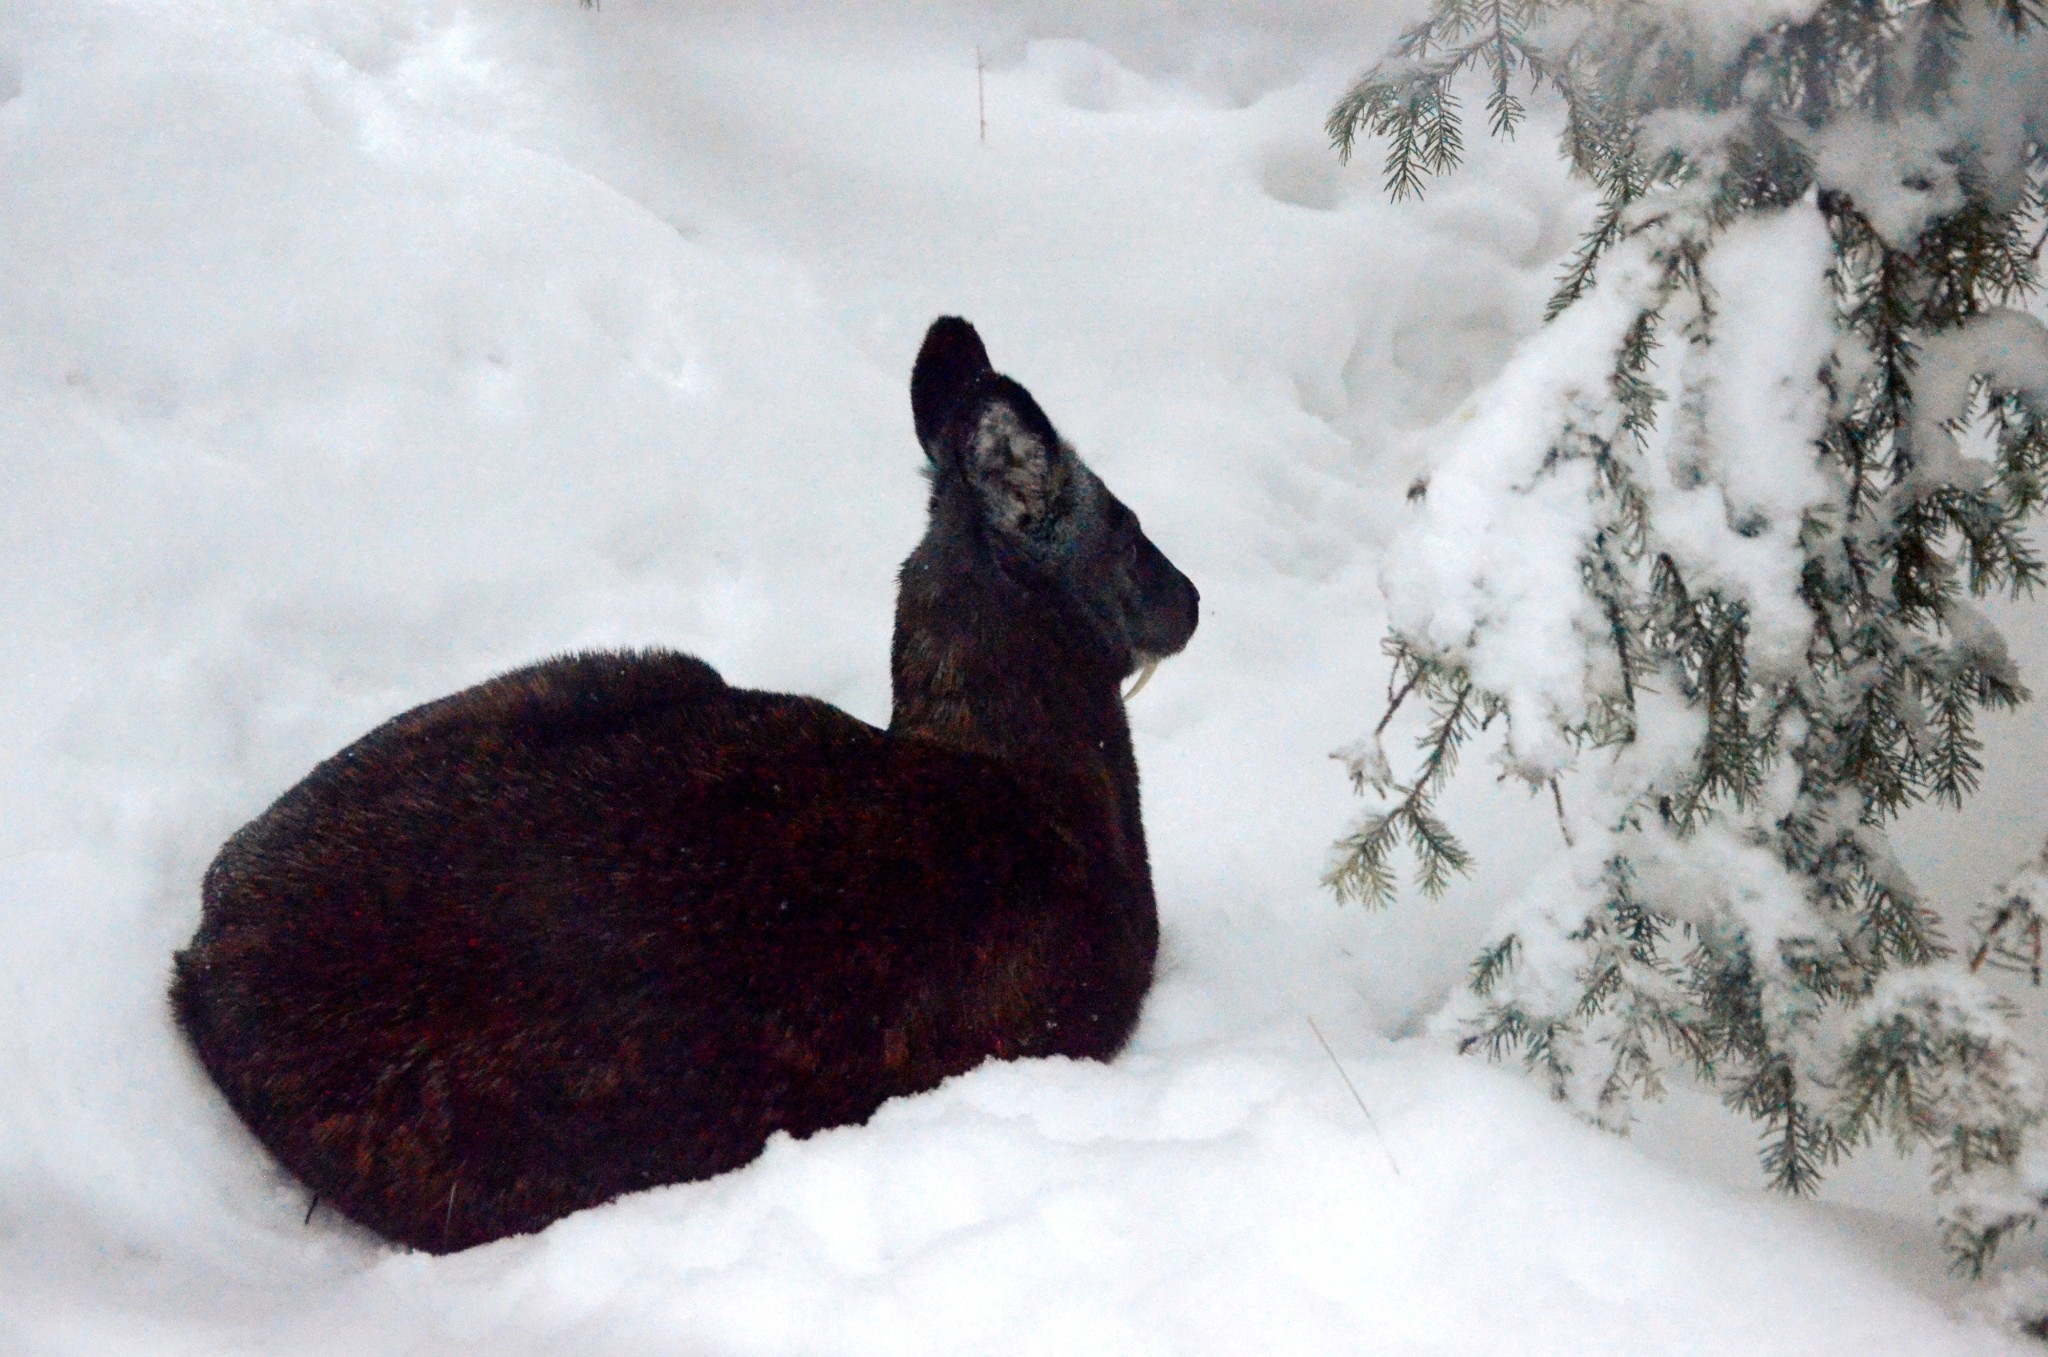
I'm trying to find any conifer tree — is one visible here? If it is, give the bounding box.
[1329,0,2048,1291]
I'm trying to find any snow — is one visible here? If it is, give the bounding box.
[1660,204,1839,674]
[1912,309,2048,489]
[1372,200,1842,775]
[2,1,2045,1352]
[1376,239,1666,781]
[1814,113,1967,250]
[1809,8,2048,241]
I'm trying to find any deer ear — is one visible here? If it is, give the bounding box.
[910,316,993,456]
[960,378,1075,544]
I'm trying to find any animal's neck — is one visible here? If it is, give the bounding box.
[887,541,1147,879]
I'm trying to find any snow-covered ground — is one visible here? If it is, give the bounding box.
[4,2,2046,1352]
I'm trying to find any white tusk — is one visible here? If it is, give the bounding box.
[1121,657,1160,703]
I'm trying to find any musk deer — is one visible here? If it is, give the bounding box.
[171,317,1199,1253]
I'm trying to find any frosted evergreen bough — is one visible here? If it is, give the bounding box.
[1330,0,2048,1288]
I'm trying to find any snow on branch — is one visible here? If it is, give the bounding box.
[1329,0,2048,1298]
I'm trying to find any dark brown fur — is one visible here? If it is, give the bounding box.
[171,317,1198,1253]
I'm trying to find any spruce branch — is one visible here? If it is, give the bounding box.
[1332,0,2048,1286]
[1327,641,1496,906]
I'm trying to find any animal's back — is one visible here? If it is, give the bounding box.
[173,648,1150,1252]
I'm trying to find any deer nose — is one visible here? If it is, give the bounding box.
[1145,567,1198,658]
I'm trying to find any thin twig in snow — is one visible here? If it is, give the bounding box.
[1307,1016,1402,1178]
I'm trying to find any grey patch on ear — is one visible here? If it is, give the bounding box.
[968,404,1073,541]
